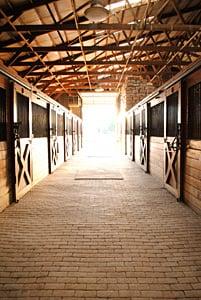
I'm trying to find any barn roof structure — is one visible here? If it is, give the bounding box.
[0,0,201,98]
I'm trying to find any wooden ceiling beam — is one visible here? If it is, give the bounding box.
[15,34,180,69]
[38,78,120,84]
[2,44,201,53]
[13,59,189,67]
[26,70,158,76]
[46,84,116,91]
[1,23,201,33]
[40,80,121,89]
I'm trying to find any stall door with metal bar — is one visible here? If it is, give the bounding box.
[77,120,80,151]
[139,103,149,172]
[164,85,181,200]
[64,114,71,161]
[72,118,77,155]
[14,84,32,200]
[48,105,58,173]
[128,112,135,161]
[125,115,130,157]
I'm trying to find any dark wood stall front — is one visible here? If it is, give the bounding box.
[0,63,82,212]
[0,76,12,211]
[125,59,201,213]
[184,68,201,213]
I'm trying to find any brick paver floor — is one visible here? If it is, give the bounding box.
[0,154,201,299]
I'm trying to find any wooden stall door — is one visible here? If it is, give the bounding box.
[80,121,83,149]
[77,120,80,151]
[48,104,58,173]
[127,112,135,161]
[72,118,76,155]
[125,116,128,155]
[139,103,149,172]
[130,112,135,161]
[64,114,71,161]
[126,115,130,157]
[14,84,32,200]
[164,85,181,200]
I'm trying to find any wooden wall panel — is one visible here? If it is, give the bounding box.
[0,76,12,212]
[184,140,201,213]
[149,137,164,182]
[0,142,10,212]
[32,138,49,185]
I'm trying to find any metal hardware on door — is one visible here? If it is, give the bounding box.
[13,122,21,140]
[168,136,181,151]
[168,137,178,151]
[170,123,181,151]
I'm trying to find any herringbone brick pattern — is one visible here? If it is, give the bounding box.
[0,155,201,299]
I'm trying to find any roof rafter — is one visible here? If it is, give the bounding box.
[1,22,201,32]
[12,59,189,67]
[2,44,201,53]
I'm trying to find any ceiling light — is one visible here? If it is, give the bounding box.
[84,0,109,23]
[95,87,104,92]
[106,0,141,11]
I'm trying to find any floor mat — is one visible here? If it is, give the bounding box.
[75,169,123,180]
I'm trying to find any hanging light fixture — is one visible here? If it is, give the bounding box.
[84,0,109,23]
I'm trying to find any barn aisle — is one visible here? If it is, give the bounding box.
[0,154,201,299]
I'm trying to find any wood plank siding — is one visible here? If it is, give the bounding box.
[0,142,11,212]
[149,137,164,182]
[0,77,11,212]
[184,141,201,214]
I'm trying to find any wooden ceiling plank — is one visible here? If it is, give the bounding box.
[1,3,200,49]
[0,0,60,18]
[37,3,78,89]
[170,0,186,24]
[0,8,73,97]
[59,1,89,24]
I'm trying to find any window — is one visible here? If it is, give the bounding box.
[150,102,164,137]
[141,109,146,135]
[167,92,178,137]
[134,113,140,135]
[0,88,6,141]
[17,92,29,138]
[68,118,72,135]
[57,113,64,136]
[51,110,56,135]
[188,82,201,139]
[126,116,130,135]
[32,102,48,138]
